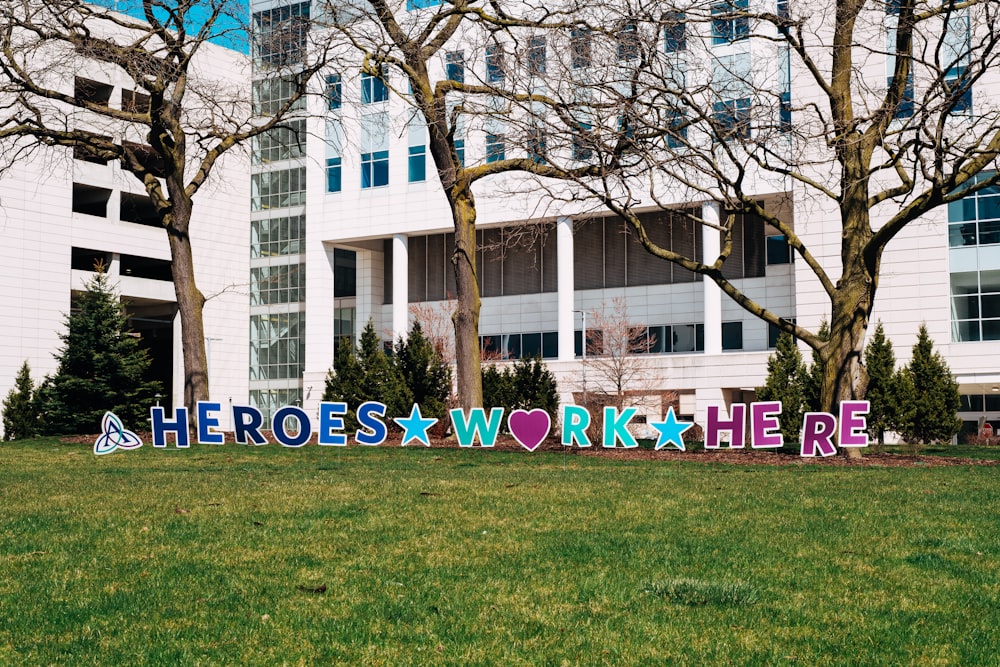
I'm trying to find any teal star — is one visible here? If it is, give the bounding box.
[393,404,438,447]
[651,407,692,451]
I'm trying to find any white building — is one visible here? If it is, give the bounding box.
[250,0,1000,440]
[0,11,250,434]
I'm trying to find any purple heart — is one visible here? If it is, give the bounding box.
[508,409,551,451]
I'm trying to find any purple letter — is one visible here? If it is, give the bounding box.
[801,413,837,457]
[839,401,870,448]
[706,404,746,448]
[750,401,783,449]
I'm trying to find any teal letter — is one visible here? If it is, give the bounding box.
[603,407,638,448]
[449,408,504,447]
[561,405,592,447]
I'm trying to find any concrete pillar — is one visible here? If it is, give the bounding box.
[702,201,723,355]
[557,216,575,361]
[392,233,408,342]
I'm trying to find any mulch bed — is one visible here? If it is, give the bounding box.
[59,432,999,466]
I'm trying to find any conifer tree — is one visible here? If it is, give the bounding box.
[395,321,451,423]
[805,321,830,412]
[757,332,809,442]
[863,321,897,446]
[36,272,160,435]
[2,361,39,441]
[511,357,559,418]
[323,337,365,430]
[357,320,413,420]
[892,325,961,444]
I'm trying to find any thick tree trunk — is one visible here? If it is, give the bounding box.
[822,176,879,458]
[448,190,484,410]
[165,201,209,413]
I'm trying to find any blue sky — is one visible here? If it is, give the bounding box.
[93,0,249,52]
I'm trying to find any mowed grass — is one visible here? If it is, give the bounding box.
[1,440,999,666]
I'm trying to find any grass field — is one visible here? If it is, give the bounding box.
[1,439,999,666]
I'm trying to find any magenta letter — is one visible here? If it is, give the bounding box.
[839,401,870,448]
[801,412,838,457]
[706,404,746,448]
[750,401,783,449]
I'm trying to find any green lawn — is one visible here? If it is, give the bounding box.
[1,440,998,666]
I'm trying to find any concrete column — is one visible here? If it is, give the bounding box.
[392,234,408,342]
[702,201,723,355]
[556,216,575,361]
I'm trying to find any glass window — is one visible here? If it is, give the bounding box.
[486,134,505,163]
[253,120,306,164]
[528,127,546,164]
[361,69,388,104]
[251,263,306,306]
[667,111,687,148]
[766,234,791,264]
[713,98,752,140]
[251,214,304,258]
[361,150,389,188]
[486,44,505,83]
[326,157,342,192]
[408,145,426,182]
[407,0,442,9]
[446,51,464,83]
[663,13,686,53]
[325,74,342,110]
[252,76,306,116]
[571,28,592,68]
[617,22,639,61]
[455,138,465,167]
[249,312,305,383]
[712,0,749,45]
[253,2,310,67]
[888,72,914,119]
[542,332,558,359]
[528,36,546,75]
[572,123,593,161]
[722,321,743,350]
[251,167,306,211]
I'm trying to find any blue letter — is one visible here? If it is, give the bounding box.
[272,405,312,447]
[450,408,504,447]
[356,401,388,446]
[197,402,224,445]
[150,406,190,448]
[603,407,638,448]
[232,405,267,445]
[317,402,348,446]
[561,405,592,447]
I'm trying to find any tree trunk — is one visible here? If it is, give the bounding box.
[821,175,878,458]
[448,189,484,410]
[165,200,209,413]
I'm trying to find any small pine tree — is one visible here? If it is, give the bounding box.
[323,321,412,431]
[323,337,366,430]
[395,320,452,423]
[804,320,830,412]
[510,356,559,417]
[863,321,897,446]
[757,332,809,442]
[2,361,39,440]
[36,272,160,435]
[482,364,514,414]
[891,324,962,445]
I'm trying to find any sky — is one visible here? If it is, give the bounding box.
[91,0,250,53]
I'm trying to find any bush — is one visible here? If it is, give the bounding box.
[483,356,559,429]
[36,272,160,435]
[2,361,39,440]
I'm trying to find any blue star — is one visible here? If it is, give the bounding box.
[393,404,438,447]
[651,407,692,451]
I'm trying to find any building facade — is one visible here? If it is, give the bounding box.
[0,14,250,435]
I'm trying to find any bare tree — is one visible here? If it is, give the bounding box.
[0,0,329,411]
[488,0,1000,454]
[319,0,597,409]
[583,297,657,411]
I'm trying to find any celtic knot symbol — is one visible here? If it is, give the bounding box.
[93,412,143,455]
